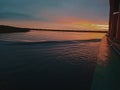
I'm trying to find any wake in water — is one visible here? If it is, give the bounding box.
[0,39,101,46]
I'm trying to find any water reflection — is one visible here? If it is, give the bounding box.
[0,30,105,42]
[91,37,120,90]
[97,37,110,66]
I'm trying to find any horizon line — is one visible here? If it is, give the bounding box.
[0,24,108,33]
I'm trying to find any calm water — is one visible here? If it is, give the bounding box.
[0,30,105,42]
[0,30,105,90]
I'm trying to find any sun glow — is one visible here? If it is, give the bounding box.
[54,17,108,30]
[74,23,108,30]
[0,18,108,31]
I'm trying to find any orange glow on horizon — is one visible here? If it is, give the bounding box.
[0,17,108,31]
[55,17,108,30]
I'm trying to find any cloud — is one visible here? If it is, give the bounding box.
[0,0,109,30]
[0,0,109,20]
[0,11,49,21]
[0,12,32,20]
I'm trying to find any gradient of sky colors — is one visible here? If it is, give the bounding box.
[0,0,109,30]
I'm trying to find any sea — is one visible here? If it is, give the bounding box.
[0,30,105,90]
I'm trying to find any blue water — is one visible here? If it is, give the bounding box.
[0,30,105,90]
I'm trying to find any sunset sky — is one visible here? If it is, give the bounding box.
[0,0,109,30]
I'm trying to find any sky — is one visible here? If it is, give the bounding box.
[0,0,109,30]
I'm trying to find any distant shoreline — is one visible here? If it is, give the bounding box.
[0,25,107,33]
[0,25,30,33]
[31,29,107,33]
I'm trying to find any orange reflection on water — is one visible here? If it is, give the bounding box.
[25,30,106,42]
